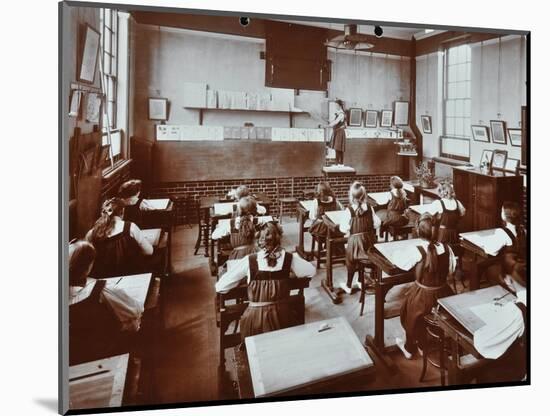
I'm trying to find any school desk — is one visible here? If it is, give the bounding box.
[139,198,175,273]
[321,210,348,304]
[101,273,153,310]
[235,317,375,398]
[295,200,315,260]
[435,286,517,385]
[365,238,426,370]
[406,203,439,224]
[367,191,391,209]
[459,229,504,290]
[404,180,440,205]
[69,353,129,410]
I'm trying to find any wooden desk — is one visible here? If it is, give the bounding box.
[236,317,375,398]
[406,203,438,226]
[367,191,391,209]
[322,165,356,176]
[321,210,348,304]
[459,229,503,290]
[404,181,440,205]
[101,273,153,310]
[141,199,175,273]
[435,286,515,385]
[296,200,315,260]
[365,239,424,369]
[141,228,162,247]
[69,354,129,410]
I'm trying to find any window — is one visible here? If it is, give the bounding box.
[100,8,121,168]
[444,44,471,138]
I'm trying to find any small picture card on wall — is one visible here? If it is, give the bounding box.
[508,128,522,147]
[490,120,507,145]
[421,115,432,134]
[148,98,169,121]
[480,149,494,167]
[380,110,393,127]
[365,110,378,127]
[348,108,363,127]
[68,90,82,118]
[505,157,520,173]
[471,125,490,142]
[491,149,508,171]
[85,93,102,123]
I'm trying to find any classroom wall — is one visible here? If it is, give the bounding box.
[416,35,527,166]
[130,23,411,140]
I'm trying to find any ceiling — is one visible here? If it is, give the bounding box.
[271,19,439,40]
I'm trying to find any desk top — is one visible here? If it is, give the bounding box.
[141,228,161,246]
[299,200,315,212]
[245,317,374,397]
[368,191,391,206]
[214,202,236,216]
[215,215,273,231]
[374,238,426,270]
[69,353,129,410]
[438,285,515,334]
[101,273,152,309]
[402,181,415,193]
[460,228,504,257]
[324,210,347,225]
[409,203,438,216]
[146,198,170,210]
[322,165,356,174]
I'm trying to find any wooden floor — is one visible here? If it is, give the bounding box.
[147,217,450,405]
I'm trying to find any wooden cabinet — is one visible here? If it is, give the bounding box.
[453,167,524,232]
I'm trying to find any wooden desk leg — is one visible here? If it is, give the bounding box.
[447,337,461,385]
[295,210,311,260]
[204,210,210,258]
[470,256,481,290]
[321,231,341,304]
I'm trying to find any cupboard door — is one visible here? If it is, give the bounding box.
[474,176,497,229]
[453,169,473,232]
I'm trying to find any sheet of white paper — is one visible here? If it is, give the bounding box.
[368,192,391,206]
[146,199,170,210]
[300,200,315,212]
[214,202,236,216]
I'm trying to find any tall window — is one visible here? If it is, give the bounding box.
[444,44,471,138]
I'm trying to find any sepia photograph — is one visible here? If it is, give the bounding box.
[59,1,530,414]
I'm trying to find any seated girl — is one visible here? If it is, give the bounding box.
[228,185,267,215]
[338,181,381,294]
[86,198,155,278]
[118,179,155,224]
[69,240,143,365]
[379,176,409,237]
[430,181,466,245]
[308,181,344,239]
[215,222,316,339]
[211,196,263,260]
[396,213,456,359]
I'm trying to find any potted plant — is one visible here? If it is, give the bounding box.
[415,161,436,188]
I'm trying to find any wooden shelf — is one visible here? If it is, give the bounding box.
[184,106,309,127]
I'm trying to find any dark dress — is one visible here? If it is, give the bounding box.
[240,252,294,339]
[330,111,347,152]
[400,244,453,353]
[435,199,462,245]
[500,226,527,286]
[345,205,376,271]
[309,197,338,238]
[381,192,408,232]
[123,198,143,226]
[69,280,123,365]
[228,217,258,260]
[90,221,144,278]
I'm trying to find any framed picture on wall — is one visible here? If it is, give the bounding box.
[508,128,522,147]
[490,120,507,144]
[471,125,490,142]
[77,24,101,84]
[394,101,409,126]
[348,108,363,127]
[505,157,520,173]
[421,115,432,134]
[380,110,393,127]
[491,149,508,170]
[148,97,169,121]
[480,149,494,167]
[365,110,378,127]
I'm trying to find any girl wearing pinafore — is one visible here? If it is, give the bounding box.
[309,181,343,238]
[430,181,465,245]
[380,176,409,236]
[86,198,154,278]
[215,222,316,339]
[325,99,347,165]
[118,179,155,226]
[499,202,527,289]
[338,182,381,294]
[396,214,455,359]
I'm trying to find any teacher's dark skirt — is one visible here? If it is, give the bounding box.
[331,127,346,152]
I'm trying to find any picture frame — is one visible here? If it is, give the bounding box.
[471,125,490,142]
[380,110,393,127]
[505,157,520,173]
[348,108,363,127]
[148,97,169,121]
[364,110,378,128]
[491,149,508,170]
[421,115,432,134]
[68,90,82,118]
[85,92,102,124]
[508,128,522,147]
[490,120,507,145]
[394,101,409,126]
[77,24,101,84]
[480,149,494,167]
[95,144,111,169]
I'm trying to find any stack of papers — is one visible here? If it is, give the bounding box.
[460,229,508,256]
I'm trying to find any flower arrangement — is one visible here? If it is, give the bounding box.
[414,161,436,188]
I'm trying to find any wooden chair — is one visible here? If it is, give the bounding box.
[310,233,327,269]
[384,222,415,242]
[420,312,446,385]
[194,199,210,256]
[358,259,376,317]
[276,177,298,224]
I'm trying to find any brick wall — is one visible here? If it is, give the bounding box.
[148,174,394,224]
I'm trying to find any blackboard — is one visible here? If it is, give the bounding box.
[344,140,401,175]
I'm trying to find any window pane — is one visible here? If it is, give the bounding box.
[105,9,112,28]
[446,100,455,116]
[465,81,471,97]
[464,99,471,117]
[464,119,471,137]
[465,62,471,80]
[104,31,111,54]
[448,65,456,83]
[448,83,456,99]
[449,47,458,65]
[457,64,466,81]
[458,45,467,63]
[103,52,111,74]
[456,119,464,136]
[455,100,464,117]
[466,45,471,62]
[446,117,455,136]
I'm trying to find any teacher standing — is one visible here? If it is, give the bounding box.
[324,99,347,165]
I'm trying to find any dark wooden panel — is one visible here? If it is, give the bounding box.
[344,140,401,175]
[152,141,325,182]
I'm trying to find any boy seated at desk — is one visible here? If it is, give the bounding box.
[118,179,156,224]
[227,185,267,215]
[396,213,456,359]
[69,240,143,365]
[86,198,157,278]
[487,201,527,293]
[215,222,315,339]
